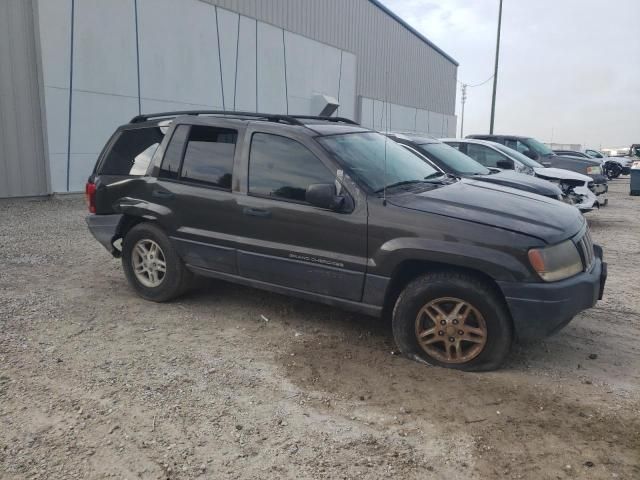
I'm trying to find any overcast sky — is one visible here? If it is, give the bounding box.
[380,0,640,148]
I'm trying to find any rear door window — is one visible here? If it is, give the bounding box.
[180,126,236,189]
[466,144,507,168]
[99,126,165,176]
[505,139,530,154]
[159,125,190,180]
[248,133,334,203]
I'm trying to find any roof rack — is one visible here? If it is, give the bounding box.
[129,110,360,126]
[289,115,359,125]
[129,110,305,126]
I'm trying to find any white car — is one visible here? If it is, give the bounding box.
[442,138,601,211]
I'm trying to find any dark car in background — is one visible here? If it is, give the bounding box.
[554,149,631,179]
[386,133,564,201]
[553,150,592,159]
[84,111,606,371]
[467,134,608,201]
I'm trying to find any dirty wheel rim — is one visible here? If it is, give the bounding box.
[415,297,488,364]
[132,239,166,288]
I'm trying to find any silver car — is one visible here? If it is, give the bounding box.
[442,138,601,212]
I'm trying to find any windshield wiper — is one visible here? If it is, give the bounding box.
[424,172,460,183]
[424,172,445,180]
[375,179,427,193]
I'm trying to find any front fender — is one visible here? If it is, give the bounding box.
[371,236,536,283]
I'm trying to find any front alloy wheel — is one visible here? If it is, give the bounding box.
[392,272,513,371]
[415,297,487,364]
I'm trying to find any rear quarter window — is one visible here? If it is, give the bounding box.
[99,127,164,176]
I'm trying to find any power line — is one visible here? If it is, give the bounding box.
[457,74,494,88]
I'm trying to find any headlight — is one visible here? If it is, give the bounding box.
[528,240,583,282]
[586,166,601,175]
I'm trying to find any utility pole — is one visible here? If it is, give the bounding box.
[489,0,503,134]
[460,83,468,138]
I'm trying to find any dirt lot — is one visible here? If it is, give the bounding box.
[1,178,638,479]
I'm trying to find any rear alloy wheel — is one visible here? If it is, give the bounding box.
[131,239,167,288]
[392,272,513,371]
[122,223,193,302]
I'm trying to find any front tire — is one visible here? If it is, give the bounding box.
[605,163,621,179]
[122,223,193,302]
[392,272,513,371]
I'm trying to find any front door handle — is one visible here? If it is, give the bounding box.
[152,189,175,199]
[243,207,271,218]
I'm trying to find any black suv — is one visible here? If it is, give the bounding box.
[86,111,607,371]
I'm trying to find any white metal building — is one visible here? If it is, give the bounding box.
[0,0,458,198]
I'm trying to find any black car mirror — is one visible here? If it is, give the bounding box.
[306,183,345,211]
[496,160,514,170]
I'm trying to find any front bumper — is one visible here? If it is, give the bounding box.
[497,245,606,340]
[572,185,598,212]
[86,214,123,254]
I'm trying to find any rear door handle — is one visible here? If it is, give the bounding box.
[152,189,175,199]
[243,207,271,218]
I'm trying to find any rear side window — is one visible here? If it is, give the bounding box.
[180,126,236,189]
[248,133,334,202]
[99,127,164,176]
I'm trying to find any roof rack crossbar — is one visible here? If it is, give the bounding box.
[129,110,305,126]
[289,115,359,125]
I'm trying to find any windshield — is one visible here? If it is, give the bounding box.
[420,143,489,175]
[491,142,543,168]
[526,137,554,156]
[318,132,441,193]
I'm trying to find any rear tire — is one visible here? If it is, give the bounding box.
[122,223,193,302]
[392,272,513,371]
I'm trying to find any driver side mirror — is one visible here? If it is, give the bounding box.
[496,160,514,170]
[306,183,346,211]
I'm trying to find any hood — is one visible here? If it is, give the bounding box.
[387,178,584,244]
[542,154,601,176]
[544,153,600,166]
[470,170,562,198]
[533,167,591,183]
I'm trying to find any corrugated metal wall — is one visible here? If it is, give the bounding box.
[0,0,49,197]
[203,0,458,117]
[35,0,358,193]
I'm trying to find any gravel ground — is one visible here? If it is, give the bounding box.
[1,178,639,479]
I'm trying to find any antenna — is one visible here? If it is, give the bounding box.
[383,69,389,206]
